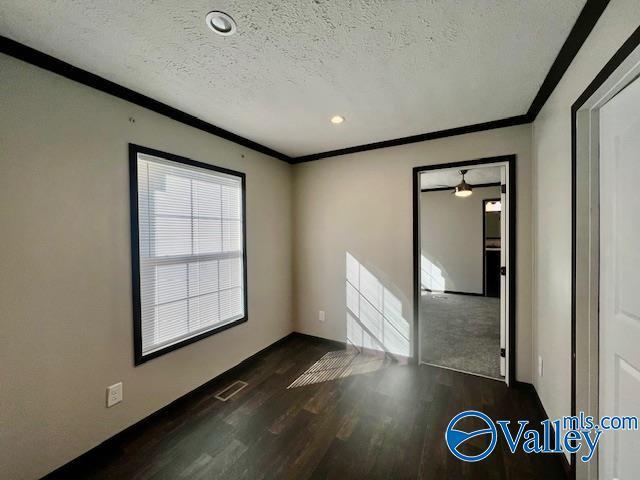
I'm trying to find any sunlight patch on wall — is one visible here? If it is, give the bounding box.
[421,255,445,291]
[345,252,410,357]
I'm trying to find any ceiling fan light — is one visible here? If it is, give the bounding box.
[454,180,473,197]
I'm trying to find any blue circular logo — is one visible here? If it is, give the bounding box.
[445,410,497,462]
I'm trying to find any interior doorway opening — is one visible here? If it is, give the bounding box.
[413,156,516,385]
[484,198,502,299]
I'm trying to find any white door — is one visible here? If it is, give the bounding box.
[499,167,507,379]
[599,75,640,479]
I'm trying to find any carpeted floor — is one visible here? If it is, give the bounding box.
[420,291,502,379]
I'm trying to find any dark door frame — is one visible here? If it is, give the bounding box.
[483,197,502,297]
[570,25,640,480]
[413,155,517,386]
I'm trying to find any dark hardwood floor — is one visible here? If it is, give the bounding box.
[47,334,566,479]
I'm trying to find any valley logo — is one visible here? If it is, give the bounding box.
[445,410,639,463]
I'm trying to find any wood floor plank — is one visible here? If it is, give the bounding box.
[46,335,567,480]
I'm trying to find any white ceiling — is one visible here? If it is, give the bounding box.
[0,1,585,157]
[420,166,501,190]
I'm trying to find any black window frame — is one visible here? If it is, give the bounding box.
[129,143,248,365]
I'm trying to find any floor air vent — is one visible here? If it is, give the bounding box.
[214,380,248,401]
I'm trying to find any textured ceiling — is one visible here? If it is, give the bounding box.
[0,0,585,157]
[420,166,501,190]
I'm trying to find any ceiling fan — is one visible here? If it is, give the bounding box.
[453,169,473,197]
[430,169,474,197]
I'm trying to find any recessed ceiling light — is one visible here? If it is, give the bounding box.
[330,115,345,125]
[205,11,237,36]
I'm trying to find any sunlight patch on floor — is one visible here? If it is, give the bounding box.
[287,349,386,389]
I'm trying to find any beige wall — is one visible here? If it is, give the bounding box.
[0,54,293,480]
[6,4,638,475]
[421,186,501,294]
[292,124,532,379]
[531,0,640,460]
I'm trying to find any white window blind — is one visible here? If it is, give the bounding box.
[134,152,245,359]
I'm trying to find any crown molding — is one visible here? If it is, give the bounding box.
[292,0,610,162]
[292,115,529,163]
[526,0,610,119]
[1,0,609,164]
[0,35,292,163]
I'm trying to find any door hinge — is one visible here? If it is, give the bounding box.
[500,348,506,358]
[501,184,507,194]
[500,266,506,276]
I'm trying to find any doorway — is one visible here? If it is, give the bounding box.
[572,36,640,480]
[483,198,502,298]
[413,156,516,385]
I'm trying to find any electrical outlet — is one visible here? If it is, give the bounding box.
[538,356,543,378]
[318,310,325,322]
[107,382,123,408]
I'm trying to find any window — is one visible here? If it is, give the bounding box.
[130,145,247,364]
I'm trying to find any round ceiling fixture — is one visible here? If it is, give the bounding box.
[454,170,473,198]
[330,115,345,125]
[205,11,237,36]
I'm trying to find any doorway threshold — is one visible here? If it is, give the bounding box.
[420,361,504,382]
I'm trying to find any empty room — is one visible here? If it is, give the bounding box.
[1,1,639,479]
